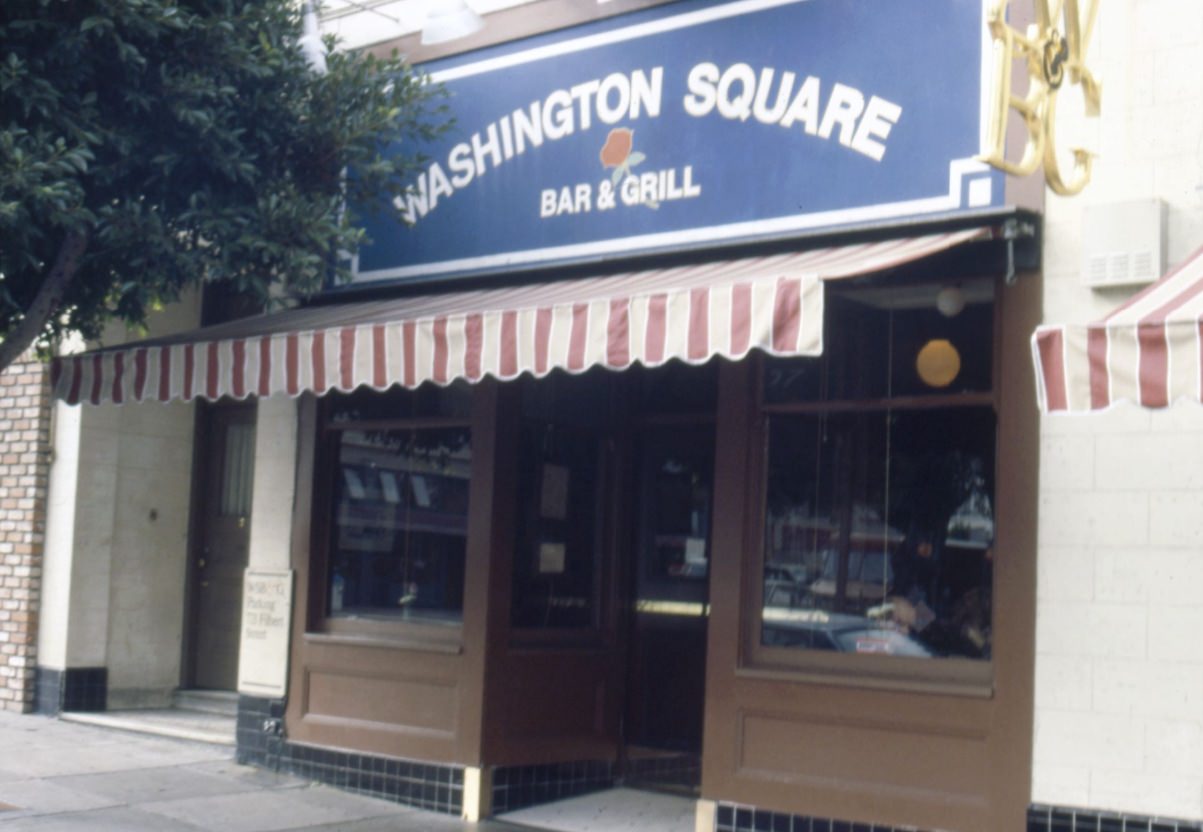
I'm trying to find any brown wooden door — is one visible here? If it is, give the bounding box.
[190,403,257,690]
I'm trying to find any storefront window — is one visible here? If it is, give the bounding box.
[637,426,713,585]
[510,370,612,630]
[327,383,472,423]
[636,358,718,414]
[760,283,995,662]
[323,386,471,626]
[764,291,994,405]
[510,423,601,629]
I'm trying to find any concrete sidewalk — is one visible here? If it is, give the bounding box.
[0,711,513,831]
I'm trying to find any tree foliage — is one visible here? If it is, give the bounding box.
[0,0,445,370]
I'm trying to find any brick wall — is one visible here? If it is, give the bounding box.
[0,353,53,712]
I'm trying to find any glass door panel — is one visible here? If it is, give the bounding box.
[623,423,713,792]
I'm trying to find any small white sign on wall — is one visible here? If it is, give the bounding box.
[237,568,293,698]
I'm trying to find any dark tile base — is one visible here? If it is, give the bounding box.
[35,667,107,715]
[491,760,614,814]
[715,802,920,832]
[235,695,463,815]
[712,802,1203,832]
[1027,803,1203,832]
[624,751,700,792]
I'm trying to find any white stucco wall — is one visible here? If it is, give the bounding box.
[103,397,197,706]
[39,294,200,706]
[1033,0,1203,820]
[245,397,298,574]
[37,395,104,670]
[235,396,299,698]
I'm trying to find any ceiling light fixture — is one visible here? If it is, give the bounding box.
[421,0,485,45]
[299,1,328,74]
[935,285,966,317]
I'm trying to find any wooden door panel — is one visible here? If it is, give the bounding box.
[191,404,256,690]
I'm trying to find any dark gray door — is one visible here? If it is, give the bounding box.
[190,403,256,690]
[622,422,713,792]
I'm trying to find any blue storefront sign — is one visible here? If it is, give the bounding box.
[348,0,1002,288]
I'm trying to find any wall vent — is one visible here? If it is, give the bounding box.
[1080,199,1165,288]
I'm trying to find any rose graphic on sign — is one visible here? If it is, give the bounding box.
[599,127,657,208]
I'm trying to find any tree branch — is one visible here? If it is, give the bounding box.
[0,228,90,374]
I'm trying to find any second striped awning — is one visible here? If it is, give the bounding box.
[1033,243,1203,412]
[52,228,991,406]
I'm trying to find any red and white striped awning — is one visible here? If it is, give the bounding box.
[1033,244,1203,412]
[52,228,991,405]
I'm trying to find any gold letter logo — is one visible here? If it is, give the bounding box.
[979,0,1101,196]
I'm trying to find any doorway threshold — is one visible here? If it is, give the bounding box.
[60,689,236,747]
[497,787,696,832]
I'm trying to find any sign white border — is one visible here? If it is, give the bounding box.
[237,568,294,699]
[352,0,997,286]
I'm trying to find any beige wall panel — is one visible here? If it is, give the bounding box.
[497,654,610,742]
[303,668,459,738]
[737,710,988,806]
[288,640,470,762]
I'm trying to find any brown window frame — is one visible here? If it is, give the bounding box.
[306,392,473,651]
[504,370,618,650]
[739,281,1001,697]
[504,363,720,650]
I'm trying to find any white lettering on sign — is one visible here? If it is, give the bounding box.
[683,62,901,161]
[539,167,700,218]
[398,68,664,224]
[540,183,593,217]
[620,166,701,207]
[398,60,900,227]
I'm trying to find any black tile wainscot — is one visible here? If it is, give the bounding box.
[715,802,929,832]
[624,752,700,791]
[491,760,614,814]
[1027,804,1203,832]
[235,695,463,815]
[35,667,107,715]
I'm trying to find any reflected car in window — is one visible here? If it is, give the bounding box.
[762,609,931,657]
[806,548,894,613]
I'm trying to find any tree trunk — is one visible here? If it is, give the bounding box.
[0,228,89,375]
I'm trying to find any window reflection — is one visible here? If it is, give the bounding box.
[510,370,615,630]
[762,407,995,661]
[219,422,255,517]
[510,423,601,629]
[641,431,712,583]
[328,426,470,624]
[760,285,996,663]
[327,382,472,423]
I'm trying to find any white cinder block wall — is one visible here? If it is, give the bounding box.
[1033,0,1203,821]
[233,396,299,697]
[244,397,298,576]
[39,294,201,707]
[103,397,198,707]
